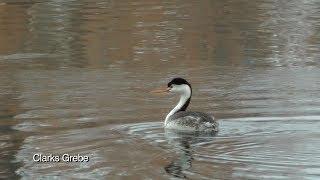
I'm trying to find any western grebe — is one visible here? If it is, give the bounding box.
[153,78,218,132]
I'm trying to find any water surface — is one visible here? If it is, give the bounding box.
[0,0,320,179]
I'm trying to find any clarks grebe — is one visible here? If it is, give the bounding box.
[154,78,218,132]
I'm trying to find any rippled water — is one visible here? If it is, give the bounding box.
[0,0,320,179]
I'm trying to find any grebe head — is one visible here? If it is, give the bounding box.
[166,78,192,112]
[162,78,192,125]
[150,77,193,125]
[167,78,192,95]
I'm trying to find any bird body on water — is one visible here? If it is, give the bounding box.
[154,78,218,132]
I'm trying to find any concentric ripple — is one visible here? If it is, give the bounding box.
[115,116,320,179]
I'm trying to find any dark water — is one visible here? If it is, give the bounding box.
[0,0,320,179]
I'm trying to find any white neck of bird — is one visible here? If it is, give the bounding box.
[165,85,191,125]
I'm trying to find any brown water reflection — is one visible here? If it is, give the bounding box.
[0,0,320,179]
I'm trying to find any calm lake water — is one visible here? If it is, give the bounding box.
[1,0,320,179]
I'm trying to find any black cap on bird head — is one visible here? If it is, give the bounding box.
[167,77,192,111]
[167,77,191,89]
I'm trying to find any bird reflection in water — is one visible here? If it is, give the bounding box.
[164,129,218,178]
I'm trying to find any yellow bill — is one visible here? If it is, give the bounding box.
[150,87,171,95]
